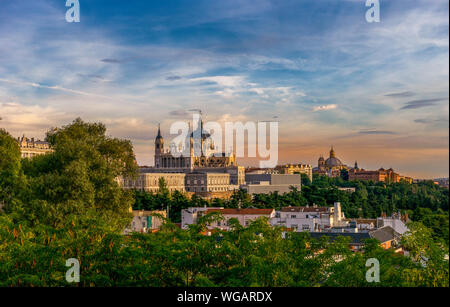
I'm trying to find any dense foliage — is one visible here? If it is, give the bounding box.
[0,212,447,287]
[0,119,448,287]
[134,174,449,246]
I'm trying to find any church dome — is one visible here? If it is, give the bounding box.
[325,157,343,167]
[324,146,344,167]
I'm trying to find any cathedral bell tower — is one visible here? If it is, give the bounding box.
[155,124,164,168]
[318,155,325,168]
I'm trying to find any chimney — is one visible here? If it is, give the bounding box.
[334,202,342,222]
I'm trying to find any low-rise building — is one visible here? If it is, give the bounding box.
[309,225,401,251]
[204,208,276,230]
[349,218,377,231]
[181,207,275,230]
[181,207,224,229]
[276,164,313,181]
[271,202,346,232]
[124,210,166,234]
[119,172,186,193]
[349,167,413,184]
[377,213,409,235]
[369,226,401,249]
[241,173,301,195]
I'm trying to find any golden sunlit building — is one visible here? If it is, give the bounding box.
[276,164,313,181]
[17,135,52,158]
[348,167,412,184]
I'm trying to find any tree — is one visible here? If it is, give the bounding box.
[0,129,26,211]
[300,173,311,186]
[13,118,138,231]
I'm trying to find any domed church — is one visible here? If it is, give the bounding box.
[313,147,349,177]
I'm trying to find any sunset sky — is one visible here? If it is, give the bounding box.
[0,0,448,179]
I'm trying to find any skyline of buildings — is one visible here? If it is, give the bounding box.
[15,127,446,181]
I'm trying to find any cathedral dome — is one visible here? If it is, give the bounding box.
[325,157,343,167]
[324,147,343,167]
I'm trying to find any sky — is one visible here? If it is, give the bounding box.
[0,0,448,179]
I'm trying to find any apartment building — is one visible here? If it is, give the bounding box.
[181,207,275,230]
[271,202,346,232]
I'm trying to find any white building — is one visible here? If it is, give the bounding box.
[271,202,347,232]
[377,214,409,235]
[181,207,224,229]
[181,207,275,230]
[124,210,167,234]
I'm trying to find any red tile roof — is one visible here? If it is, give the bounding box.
[281,206,330,213]
[205,208,274,215]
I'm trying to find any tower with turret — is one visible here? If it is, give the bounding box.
[155,124,164,168]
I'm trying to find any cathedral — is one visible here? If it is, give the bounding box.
[313,147,350,177]
[154,121,236,169]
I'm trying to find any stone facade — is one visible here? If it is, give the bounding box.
[276,164,313,181]
[17,135,52,158]
[185,172,231,193]
[119,173,186,193]
[348,167,412,183]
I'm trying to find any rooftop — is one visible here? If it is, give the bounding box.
[281,206,330,213]
[205,208,275,215]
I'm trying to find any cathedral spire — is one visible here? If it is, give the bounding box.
[157,123,162,138]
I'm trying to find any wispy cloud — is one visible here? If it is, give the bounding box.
[400,98,447,110]
[166,76,182,81]
[385,91,415,98]
[358,130,396,135]
[313,104,337,112]
[414,117,449,124]
[101,58,125,64]
[168,110,190,118]
[0,78,114,99]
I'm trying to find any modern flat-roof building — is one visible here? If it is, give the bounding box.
[241,173,301,195]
